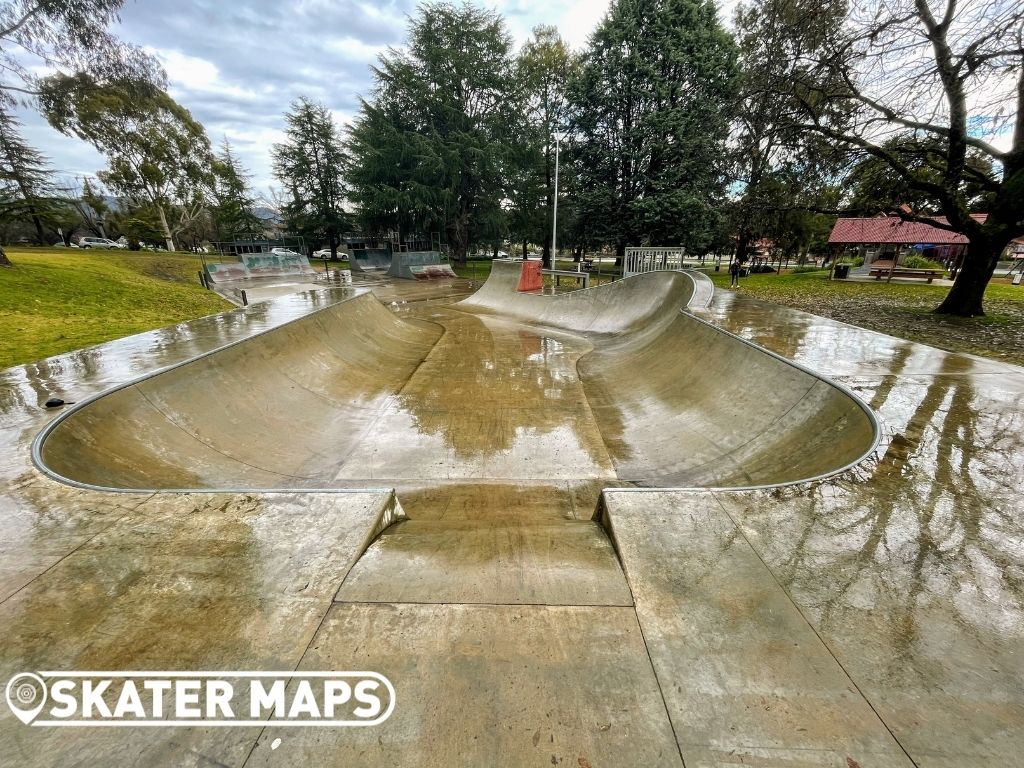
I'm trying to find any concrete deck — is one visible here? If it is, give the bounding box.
[1,267,1022,766]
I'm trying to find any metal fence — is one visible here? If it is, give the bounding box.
[623,247,687,277]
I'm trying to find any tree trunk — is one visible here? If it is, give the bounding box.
[0,244,10,267]
[329,230,339,261]
[157,205,176,252]
[735,231,750,264]
[935,238,1004,317]
[521,240,528,260]
[29,207,45,245]
[446,220,469,267]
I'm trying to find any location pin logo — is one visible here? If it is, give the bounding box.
[6,673,47,725]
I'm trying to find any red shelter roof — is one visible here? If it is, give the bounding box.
[827,215,984,245]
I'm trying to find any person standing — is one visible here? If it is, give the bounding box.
[729,258,741,288]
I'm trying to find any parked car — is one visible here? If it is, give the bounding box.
[78,236,125,249]
[270,247,303,258]
[312,248,334,259]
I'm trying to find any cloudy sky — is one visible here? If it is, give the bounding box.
[17,0,657,196]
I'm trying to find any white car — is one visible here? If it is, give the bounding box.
[271,247,303,258]
[78,236,125,249]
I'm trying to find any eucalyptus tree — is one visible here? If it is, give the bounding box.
[568,0,739,259]
[0,0,163,106]
[41,75,213,251]
[347,2,519,264]
[272,98,347,259]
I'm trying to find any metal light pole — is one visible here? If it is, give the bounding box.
[551,134,561,275]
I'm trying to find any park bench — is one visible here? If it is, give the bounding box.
[541,268,590,288]
[869,266,944,283]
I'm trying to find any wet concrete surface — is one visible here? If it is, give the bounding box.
[0,272,1022,765]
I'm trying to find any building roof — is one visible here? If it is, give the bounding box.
[827,214,985,245]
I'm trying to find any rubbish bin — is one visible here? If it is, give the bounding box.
[834,264,850,279]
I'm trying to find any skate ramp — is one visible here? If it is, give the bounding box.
[36,265,877,491]
[456,261,878,487]
[349,248,393,272]
[204,253,317,283]
[388,250,458,280]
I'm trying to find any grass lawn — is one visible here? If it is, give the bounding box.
[451,258,493,281]
[0,247,232,369]
[706,268,1024,367]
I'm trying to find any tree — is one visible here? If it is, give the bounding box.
[731,0,846,264]
[0,106,56,243]
[40,75,214,251]
[211,139,261,241]
[514,25,575,267]
[762,0,1024,316]
[0,0,163,106]
[347,2,519,264]
[567,0,739,259]
[272,98,347,259]
[844,134,995,215]
[77,177,110,237]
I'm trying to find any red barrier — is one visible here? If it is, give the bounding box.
[517,260,543,292]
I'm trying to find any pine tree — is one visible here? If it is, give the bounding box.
[568,0,739,258]
[511,25,576,266]
[347,2,519,264]
[272,98,347,259]
[0,107,56,244]
[211,139,261,241]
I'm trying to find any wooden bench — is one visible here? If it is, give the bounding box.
[541,269,590,288]
[869,267,944,283]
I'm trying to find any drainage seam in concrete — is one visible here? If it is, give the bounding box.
[326,314,449,478]
[329,599,636,608]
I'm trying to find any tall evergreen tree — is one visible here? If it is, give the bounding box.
[347,2,518,264]
[511,25,575,267]
[272,98,347,259]
[568,0,739,258]
[0,107,56,244]
[211,138,261,241]
[730,0,848,265]
[0,108,51,243]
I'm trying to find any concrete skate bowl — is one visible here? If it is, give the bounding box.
[34,263,878,492]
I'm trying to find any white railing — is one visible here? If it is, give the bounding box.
[624,247,687,277]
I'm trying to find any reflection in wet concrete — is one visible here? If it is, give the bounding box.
[696,293,1024,765]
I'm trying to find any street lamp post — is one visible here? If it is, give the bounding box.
[551,133,561,274]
